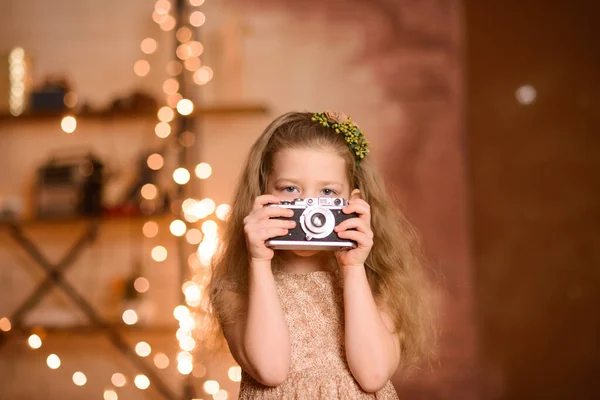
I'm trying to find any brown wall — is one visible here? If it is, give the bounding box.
[466,1,600,399]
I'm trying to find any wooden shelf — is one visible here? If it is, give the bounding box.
[0,102,270,122]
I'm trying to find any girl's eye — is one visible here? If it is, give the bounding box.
[321,188,337,196]
[282,186,298,193]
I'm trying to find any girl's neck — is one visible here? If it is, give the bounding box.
[277,251,335,274]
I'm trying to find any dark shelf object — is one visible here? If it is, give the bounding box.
[0,103,269,123]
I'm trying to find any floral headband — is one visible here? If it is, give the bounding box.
[311,110,369,166]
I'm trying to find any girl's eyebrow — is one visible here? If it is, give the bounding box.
[275,178,343,187]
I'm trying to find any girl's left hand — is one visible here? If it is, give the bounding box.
[334,190,373,269]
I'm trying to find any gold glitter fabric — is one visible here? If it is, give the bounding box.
[238,270,399,400]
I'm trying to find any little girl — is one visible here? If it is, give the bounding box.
[203,111,435,399]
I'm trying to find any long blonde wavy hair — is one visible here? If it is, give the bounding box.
[201,111,437,371]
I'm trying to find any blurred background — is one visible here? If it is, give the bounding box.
[0,0,597,399]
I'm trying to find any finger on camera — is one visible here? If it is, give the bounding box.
[252,194,282,211]
[260,227,290,240]
[334,218,368,233]
[257,218,296,230]
[256,203,295,220]
[337,230,373,247]
[343,200,370,216]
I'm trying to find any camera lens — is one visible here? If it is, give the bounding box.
[311,213,326,228]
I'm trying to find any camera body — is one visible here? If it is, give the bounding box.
[265,197,357,251]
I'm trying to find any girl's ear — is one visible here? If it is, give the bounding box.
[350,188,361,200]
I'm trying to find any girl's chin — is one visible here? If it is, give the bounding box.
[290,249,321,258]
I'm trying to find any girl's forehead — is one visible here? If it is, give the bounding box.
[271,148,348,182]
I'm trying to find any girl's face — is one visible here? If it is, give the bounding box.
[266,147,351,201]
[266,146,352,259]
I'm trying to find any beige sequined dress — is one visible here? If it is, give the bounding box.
[238,269,399,400]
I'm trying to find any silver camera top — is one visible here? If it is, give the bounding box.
[280,197,348,208]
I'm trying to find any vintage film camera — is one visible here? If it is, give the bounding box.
[265,197,357,251]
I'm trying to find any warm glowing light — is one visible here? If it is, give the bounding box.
[167,93,183,108]
[216,204,231,221]
[152,11,168,24]
[141,38,158,54]
[64,92,78,108]
[184,212,200,223]
[204,380,220,395]
[184,57,201,72]
[122,309,138,325]
[134,374,150,390]
[177,359,193,375]
[28,334,42,349]
[147,153,164,170]
[61,116,77,133]
[214,390,229,400]
[135,341,152,357]
[151,246,168,262]
[201,220,218,236]
[198,235,218,266]
[190,0,205,5]
[176,44,192,60]
[173,168,191,185]
[200,198,216,216]
[186,228,203,245]
[167,60,183,76]
[170,219,187,237]
[0,317,11,332]
[173,305,190,321]
[134,60,150,77]
[73,371,87,386]
[516,84,536,105]
[188,41,204,57]
[228,366,242,382]
[179,334,197,352]
[141,183,157,200]
[190,11,206,27]
[188,253,201,269]
[195,162,212,179]
[104,390,118,400]
[155,121,171,138]
[163,78,180,95]
[155,0,171,15]
[182,198,197,213]
[111,373,127,387]
[160,16,177,31]
[184,284,201,306]
[157,106,175,122]
[142,221,159,238]
[154,353,170,369]
[177,99,194,115]
[177,351,193,363]
[177,27,193,43]
[9,47,27,116]
[47,354,61,369]
[193,67,212,85]
[134,277,150,293]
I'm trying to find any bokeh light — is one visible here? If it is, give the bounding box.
[111,373,127,388]
[134,374,150,390]
[154,353,170,369]
[122,309,138,325]
[72,371,87,386]
[195,162,212,179]
[61,116,77,133]
[151,246,168,262]
[147,153,164,170]
[47,354,61,369]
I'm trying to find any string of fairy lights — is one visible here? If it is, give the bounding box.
[1,0,242,399]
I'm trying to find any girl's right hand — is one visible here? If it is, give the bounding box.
[243,195,296,263]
